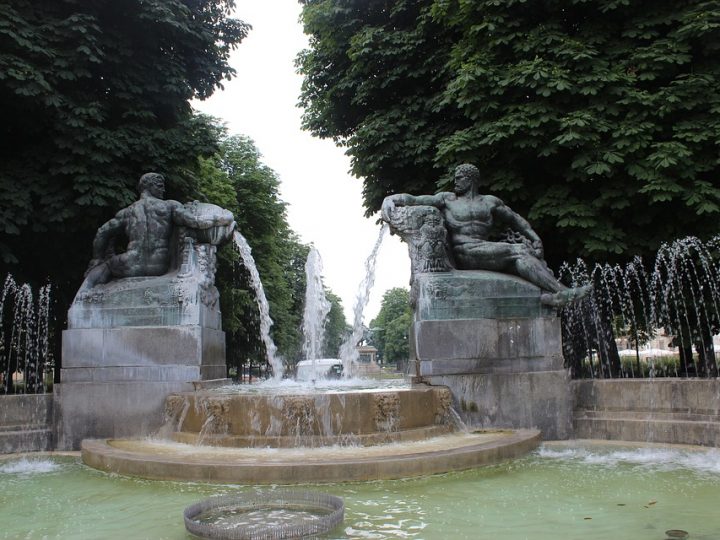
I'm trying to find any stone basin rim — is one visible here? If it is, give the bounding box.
[80,429,541,483]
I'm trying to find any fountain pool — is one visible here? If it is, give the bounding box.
[3,442,720,539]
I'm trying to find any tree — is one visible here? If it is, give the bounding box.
[0,0,247,372]
[323,291,349,358]
[197,135,308,375]
[298,0,720,266]
[370,287,412,363]
[0,0,248,278]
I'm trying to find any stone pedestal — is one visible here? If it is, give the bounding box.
[56,269,227,450]
[412,271,573,439]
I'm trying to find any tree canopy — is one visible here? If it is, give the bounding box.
[370,287,412,363]
[198,135,310,373]
[0,0,247,277]
[298,0,720,265]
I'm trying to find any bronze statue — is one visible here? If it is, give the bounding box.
[78,172,234,293]
[382,164,590,306]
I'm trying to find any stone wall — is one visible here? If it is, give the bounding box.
[0,394,54,453]
[573,379,720,447]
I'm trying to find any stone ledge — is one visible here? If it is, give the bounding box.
[427,371,573,440]
[55,380,196,450]
[81,429,541,484]
[0,429,53,454]
[573,415,720,447]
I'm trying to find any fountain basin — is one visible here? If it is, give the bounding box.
[164,384,455,448]
[6,441,720,538]
[81,429,541,483]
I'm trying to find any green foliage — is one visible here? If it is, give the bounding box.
[323,291,350,358]
[0,0,247,371]
[1,0,247,274]
[298,0,720,265]
[370,287,412,363]
[197,135,309,373]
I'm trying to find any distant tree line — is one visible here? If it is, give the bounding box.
[369,287,412,365]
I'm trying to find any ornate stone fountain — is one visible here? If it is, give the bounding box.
[57,173,236,449]
[75,166,543,482]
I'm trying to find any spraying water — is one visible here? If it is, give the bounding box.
[232,231,283,379]
[0,275,52,394]
[339,224,388,376]
[560,235,720,378]
[301,247,331,363]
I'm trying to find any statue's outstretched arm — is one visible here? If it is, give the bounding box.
[173,201,234,230]
[381,193,446,221]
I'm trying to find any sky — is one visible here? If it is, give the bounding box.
[192,1,410,323]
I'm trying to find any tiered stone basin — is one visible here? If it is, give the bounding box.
[81,382,541,483]
[82,429,540,484]
[165,384,455,447]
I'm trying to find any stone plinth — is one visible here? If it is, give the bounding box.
[57,270,227,450]
[412,271,572,439]
[573,379,720,446]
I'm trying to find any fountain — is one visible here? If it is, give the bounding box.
[3,442,720,538]
[560,235,720,379]
[232,230,284,379]
[0,275,54,453]
[295,246,338,381]
[301,247,331,365]
[338,224,388,377]
[0,275,52,395]
[3,163,720,538]
[44,168,532,481]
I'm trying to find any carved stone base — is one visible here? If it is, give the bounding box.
[410,270,572,439]
[57,325,227,450]
[58,268,228,449]
[68,270,221,329]
[425,371,573,439]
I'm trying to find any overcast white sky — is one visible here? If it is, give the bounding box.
[193,1,410,322]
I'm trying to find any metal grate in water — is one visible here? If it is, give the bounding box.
[184,490,344,539]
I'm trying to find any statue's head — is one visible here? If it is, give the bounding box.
[138,172,165,199]
[453,164,480,195]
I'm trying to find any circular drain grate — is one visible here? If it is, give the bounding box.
[184,490,344,539]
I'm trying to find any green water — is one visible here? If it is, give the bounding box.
[1,444,719,539]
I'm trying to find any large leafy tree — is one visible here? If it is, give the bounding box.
[0,0,248,283]
[198,135,309,375]
[298,0,720,265]
[370,287,412,364]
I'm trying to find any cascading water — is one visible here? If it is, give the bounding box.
[301,247,331,364]
[338,224,388,377]
[232,231,284,379]
[560,235,720,378]
[0,275,52,394]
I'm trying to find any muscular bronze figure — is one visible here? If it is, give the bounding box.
[79,172,234,292]
[382,164,590,306]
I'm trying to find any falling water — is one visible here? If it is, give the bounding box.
[301,247,331,363]
[232,231,284,379]
[0,275,52,394]
[338,225,388,376]
[560,235,720,379]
